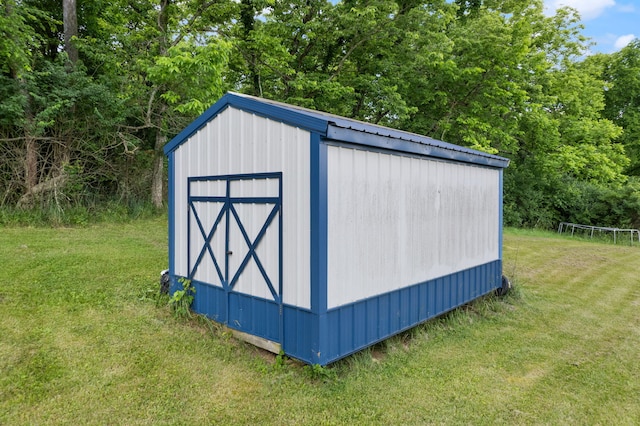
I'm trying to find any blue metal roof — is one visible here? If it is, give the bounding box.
[164,92,510,168]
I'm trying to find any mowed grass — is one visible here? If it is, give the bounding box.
[1,220,639,424]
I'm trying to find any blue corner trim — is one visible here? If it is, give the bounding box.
[309,132,329,364]
[168,152,176,293]
[278,175,284,346]
[499,169,504,262]
[310,133,328,315]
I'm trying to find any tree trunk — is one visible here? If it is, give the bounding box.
[17,174,67,208]
[60,0,77,183]
[5,0,38,202]
[5,0,17,79]
[151,129,166,208]
[5,0,36,196]
[149,0,170,208]
[240,0,261,96]
[24,135,38,195]
[63,0,78,64]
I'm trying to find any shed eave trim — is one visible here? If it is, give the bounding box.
[163,102,230,155]
[326,125,510,168]
[163,92,329,155]
[227,94,328,136]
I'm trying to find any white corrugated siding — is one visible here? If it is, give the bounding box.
[327,145,500,309]
[172,107,311,309]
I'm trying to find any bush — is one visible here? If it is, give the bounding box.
[504,166,640,230]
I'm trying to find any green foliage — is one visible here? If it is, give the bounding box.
[1,0,639,228]
[0,0,47,77]
[505,169,640,229]
[304,363,337,381]
[140,283,171,308]
[1,0,231,211]
[273,349,288,370]
[169,277,196,319]
[0,53,128,207]
[601,40,640,175]
[503,164,551,228]
[148,38,230,115]
[559,177,640,228]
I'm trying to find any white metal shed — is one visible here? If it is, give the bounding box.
[164,92,510,365]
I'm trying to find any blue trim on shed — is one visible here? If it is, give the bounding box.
[326,127,507,168]
[310,133,328,316]
[190,279,281,342]
[189,277,317,358]
[309,132,330,364]
[164,93,328,155]
[282,305,315,363]
[168,152,177,294]
[164,92,509,170]
[318,260,502,365]
[499,169,504,261]
[188,259,502,366]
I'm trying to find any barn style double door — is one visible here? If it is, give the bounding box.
[186,173,283,343]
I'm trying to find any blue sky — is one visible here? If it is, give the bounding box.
[544,0,639,53]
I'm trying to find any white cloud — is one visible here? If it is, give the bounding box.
[546,0,615,20]
[614,34,636,49]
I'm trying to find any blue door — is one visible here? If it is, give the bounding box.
[187,173,283,343]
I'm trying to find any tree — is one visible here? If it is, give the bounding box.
[0,1,44,205]
[75,0,231,207]
[602,40,640,174]
[0,0,636,229]
[63,0,78,64]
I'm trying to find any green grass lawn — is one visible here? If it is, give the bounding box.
[1,220,639,424]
